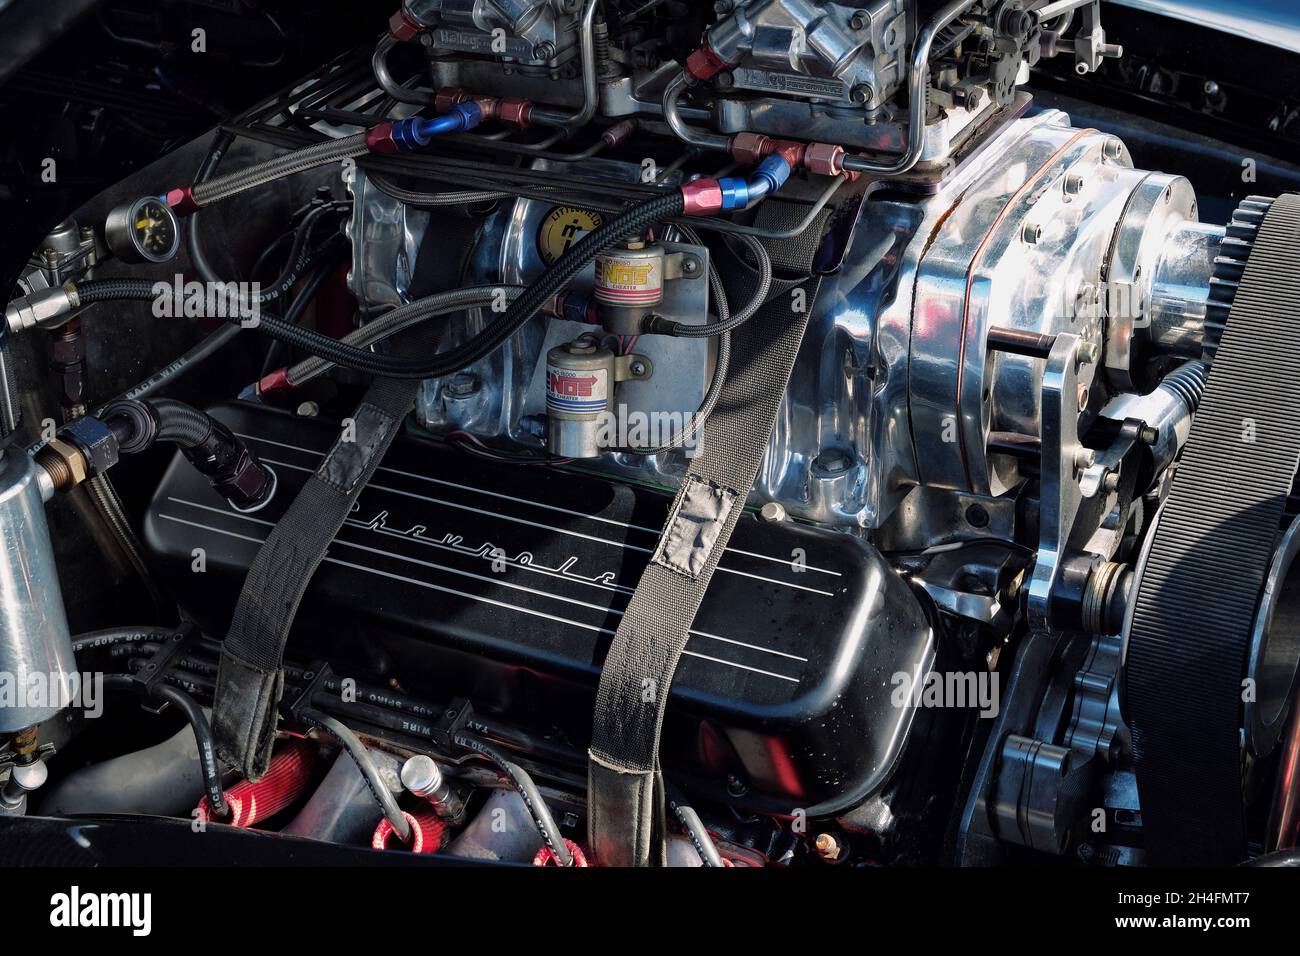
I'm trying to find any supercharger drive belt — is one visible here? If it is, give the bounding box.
[1124,193,1300,865]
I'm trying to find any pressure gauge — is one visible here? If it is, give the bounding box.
[104,196,181,264]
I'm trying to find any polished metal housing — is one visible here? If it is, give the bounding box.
[0,451,77,733]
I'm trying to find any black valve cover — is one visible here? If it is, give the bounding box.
[143,402,934,815]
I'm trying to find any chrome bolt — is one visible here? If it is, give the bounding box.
[1022,222,1043,244]
[1064,173,1086,195]
[759,501,787,523]
[400,755,444,798]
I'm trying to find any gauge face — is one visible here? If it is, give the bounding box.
[129,198,179,262]
[105,196,180,264]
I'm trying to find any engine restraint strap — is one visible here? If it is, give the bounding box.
[587,257,824,865]
[213,374,421,778]
[1124,192,1300,864]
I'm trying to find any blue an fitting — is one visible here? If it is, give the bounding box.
[716,155,792,210]
[753,155,792,197]
[560,291,595,325]
[391,101,484,150]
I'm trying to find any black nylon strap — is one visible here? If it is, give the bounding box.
[213,373,421,778]
[211,196,483,779]
[1125,193,1300,863]
[587,265,824,865]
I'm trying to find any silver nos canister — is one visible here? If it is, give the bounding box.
[593,240,664,335]
[546,337,615,459]
[0,451,76,733]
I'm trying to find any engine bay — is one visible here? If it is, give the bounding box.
[2,0,1300,875]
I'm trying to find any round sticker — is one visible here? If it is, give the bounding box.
[537,206,604,264]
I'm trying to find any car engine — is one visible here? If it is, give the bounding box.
[1,0,1299,872]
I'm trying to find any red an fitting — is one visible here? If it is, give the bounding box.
[728,132,770,167]
[767,138,807,168]
[164,186,202,217]
[434,86,470,112]
[365,122,401,154]
[388,8,423,41]
[730,134,848,177]
[471,96,502,122]
[685,41,734,81]
[257,367,292,397]
[727,134,806,170]
[804,142,846,176]
[680,178,724,216]
[372,810,446,853]
[498,97,533,128]
[432,87,531,127]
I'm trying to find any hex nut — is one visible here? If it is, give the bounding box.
[805,142,846,176]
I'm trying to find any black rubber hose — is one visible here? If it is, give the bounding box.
[143,127,246,404]
[301,708,411,843]
[646,233,773,338]
[452,730,573,866]
[72,190,686,381]
[103,673,227,817]
[77,218,343,313]
[255,206,349,309]
[170,141,342,400]
[260,249,342,377]
[149,398,213,446]
[244,188,686,380]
